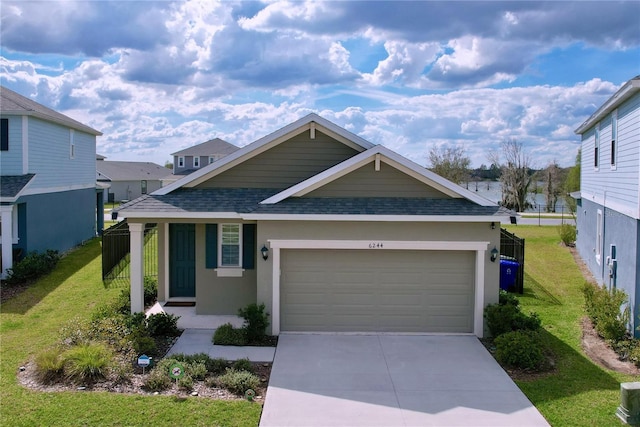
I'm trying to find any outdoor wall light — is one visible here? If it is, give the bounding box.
[491,221,496,229]
[490,247,499,263]
[261,245,269,261]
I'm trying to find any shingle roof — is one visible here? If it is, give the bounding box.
[0,87,102,136]
[171,138,240,157]
[0,174,35,199]
[96,161,173,181]
[117,188,509,217]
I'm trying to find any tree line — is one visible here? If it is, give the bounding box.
[428,140,581,213]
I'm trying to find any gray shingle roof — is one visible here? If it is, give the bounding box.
[117,188,509,217]
[0,87,102,136]
[97,161,173,181]
[171,138,240,157]
[0,174,36,199]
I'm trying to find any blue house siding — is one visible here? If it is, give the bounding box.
[17,188,96,254]
[577,198,640,337]
[0,115,24,175]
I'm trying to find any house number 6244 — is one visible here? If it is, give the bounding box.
[368,243,384,248]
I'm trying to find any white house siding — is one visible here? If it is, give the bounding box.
[0,115,24,175]
[26,117,96,194]
[581,92,640,220]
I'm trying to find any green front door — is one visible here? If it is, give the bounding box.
[169,224,195,298]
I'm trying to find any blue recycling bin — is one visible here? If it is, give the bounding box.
[500,259,519,291]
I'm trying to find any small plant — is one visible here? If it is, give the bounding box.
[232,358,254,373]
[59,317,92,347]
[34,347,65,383]
[63,343,113,383]
[215,368,261,395]
[484,303,541,338]
[494,330,546,370]
[557,223,577,246]
[4,250,60,285]
[498,290,520,307]
[238,303,270,343]
[583,282,629,342]
[144,277,158,307]
[208,358,229,375]
[89,315,133,353]
[213,323,247,346]
[143,367,171,391]
[177,374,194,391]
[132,335,157,356]
[146,313,180,337]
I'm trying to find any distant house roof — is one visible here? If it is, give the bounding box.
[96,154,107,160]
[575,75,640,134]
[0,174,36,202]
[171,138,239,157]
[96,161,173,182]
[0,87,102,136]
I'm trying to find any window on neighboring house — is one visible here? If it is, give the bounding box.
[141,180,147,194]
[596,209,603,264]
[611,110,617,168]
[0,118,8,151]
[220,224,241,267]
[69,130,75,159]
[194,156,200,168]
[594,124,599,169]
[178,156,184,168]
[209,156,216,164]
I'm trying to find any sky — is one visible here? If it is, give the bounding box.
[1,1,639,169]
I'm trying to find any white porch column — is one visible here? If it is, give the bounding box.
[128,222,145,314]
[1,205,14,279]
[271,247,281,335]
[474,249,487,338]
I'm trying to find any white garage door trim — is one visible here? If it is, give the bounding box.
[269,240,489,337]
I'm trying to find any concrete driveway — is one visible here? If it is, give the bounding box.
[260,334,549,426]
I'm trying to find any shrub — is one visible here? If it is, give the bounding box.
[89,316,133,353]
[63,343,113,383]
[187,361,208,381]
[4,250,60,285]
[144,277,158,306]
[498,290,520,307]
[34,347,65,383]
[232,358,254,373]
[557,224,577,246]
[484,303,541,338]
[143,367,171,391]
[494,330,545,370]
[177,374,194,391]
[583,282,629,342]
[146,313,180,337]
[238,303,270,343]
[59,317,92,347]
[213,323,247,346]
[208,358,229,375]
[133,335,157,356]
[215,368,261,395]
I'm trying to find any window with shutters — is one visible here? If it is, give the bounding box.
[220,224,241,267]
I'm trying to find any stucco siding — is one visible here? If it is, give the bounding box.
[195,131,359,189]
[17,188,96,254]
[305,161,452,198]
[0,115,24,175]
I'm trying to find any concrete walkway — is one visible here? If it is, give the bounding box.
[166,329,275,362]
[260,334,549,427]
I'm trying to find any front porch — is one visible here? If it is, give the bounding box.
[146,302,245,330]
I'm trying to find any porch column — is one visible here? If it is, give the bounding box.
[0,205,14,279]
[129,222,145,313]
[474,249,487,338]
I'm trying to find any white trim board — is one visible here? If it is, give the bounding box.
[268,239,489,338]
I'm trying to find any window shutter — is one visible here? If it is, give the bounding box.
[0,119,8,151]
[242,224,256,269]
[205,224,217,268]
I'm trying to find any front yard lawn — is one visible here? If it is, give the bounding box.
[0,238,261,427]
[505,225,638,426]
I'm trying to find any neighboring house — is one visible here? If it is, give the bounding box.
[574,75,640,336]
[118,114,510,337]
[96,156,172,203]
[171,138,239,176]
[0,87,102,277]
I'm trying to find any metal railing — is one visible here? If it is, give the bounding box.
[102,221,157,283]
[500,228,525,294]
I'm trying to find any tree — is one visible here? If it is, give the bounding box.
[428,145,471,184]
[542,161,563,212]
[564,149,581,215]
[490,139,533,212]
[164,161,173,169]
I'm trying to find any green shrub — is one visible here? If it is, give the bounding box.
[208,358,229,375]
[89,315,133,353]
[5,250,60,285]
[143,367,171,391]
[125,312,148,332]
[34,347,65,383]
[238,303,270,343]
[484,303,541,338]
[59,317,92,347]
[63,343,113,383]
[557,224,577,246]
[213,323,247,346]
[215,368,261,395]
[133,335,157,356]
[498,290,520,307]
[144,277,158,306]
[494,330,545,370]
[177,374,194,391]
[110,359,133,384]
[187,362,208,381]
[629,345,640,368]
[169,353,216,378]
[583,282,629,342]
[232,358,254,373]
[146,313,180,337]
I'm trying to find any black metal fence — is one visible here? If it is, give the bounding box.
[500,228,525,294]
[102,221,157,283]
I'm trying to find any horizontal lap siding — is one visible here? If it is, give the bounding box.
[281,249,474,333]
[195,131,358,189]
[0,115,23,175]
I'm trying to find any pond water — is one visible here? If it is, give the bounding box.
[461,181,568,213]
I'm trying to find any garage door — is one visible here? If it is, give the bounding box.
[281,249,475,333]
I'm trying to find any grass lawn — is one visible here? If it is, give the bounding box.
[504,225,637,427]
[0,238,261,427]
